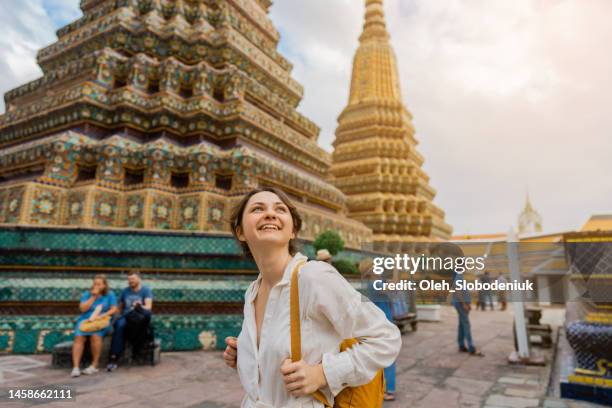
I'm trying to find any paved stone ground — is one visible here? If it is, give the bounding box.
[0,306,606,408]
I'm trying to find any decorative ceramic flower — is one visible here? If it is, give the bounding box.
[128,204,139,217]
[183,206,194,220]
[198,331,216,350]
[9,199,19,212]
[70,202,81,215]
[156,205,168,219]
[211,208,222,221]
[99,203,112,217]
[36,199,53,214]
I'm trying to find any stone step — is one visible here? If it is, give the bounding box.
[0,275,364,305]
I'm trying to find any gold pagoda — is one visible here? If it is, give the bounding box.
[0,0,370,248]
[518,193,543,235]
[331,0,452,251]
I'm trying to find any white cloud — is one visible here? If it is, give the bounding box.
[0,0,64,112]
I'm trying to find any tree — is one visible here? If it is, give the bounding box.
[332,258,358,275]
[313,230,345,256]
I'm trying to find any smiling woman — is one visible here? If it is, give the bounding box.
[225,187,401,407]
[229,187,302,260]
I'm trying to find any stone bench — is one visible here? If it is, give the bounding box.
[527,323,553,348]
[52,337,161,368]
[513,320,553,349]
[525,307,543,325]
[393,313,418,334]
[391,298,418,334]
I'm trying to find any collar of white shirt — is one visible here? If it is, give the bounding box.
[245,252,308,304]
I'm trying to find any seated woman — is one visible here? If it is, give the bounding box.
[71,274,117,377]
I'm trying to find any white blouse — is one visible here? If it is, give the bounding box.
[236,252,402,408]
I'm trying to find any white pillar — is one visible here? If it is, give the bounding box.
[507,228,530,359]
[537,275,551,306]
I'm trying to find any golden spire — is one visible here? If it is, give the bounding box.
[518,191,543,234]
[331,0,453,246]
[361,0,389,41]
[348,0,402,105]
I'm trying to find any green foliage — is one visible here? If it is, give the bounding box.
[332,258,358,275]
[313,230,344,256]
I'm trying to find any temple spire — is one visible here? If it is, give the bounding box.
[348,0,401,105]
[361,0,389,41]
[518,191,543,234]
[331,0,452,247]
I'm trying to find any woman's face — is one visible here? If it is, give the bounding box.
[92,278,105,293]
[237,191,295,252]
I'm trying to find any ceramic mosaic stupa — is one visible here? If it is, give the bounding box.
[0,0,370,247]
[331,0,452,250]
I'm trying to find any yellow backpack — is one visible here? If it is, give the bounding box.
[290,261,385,408]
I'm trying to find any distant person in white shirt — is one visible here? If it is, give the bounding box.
[222,187,401,408]
[316,249,332,264]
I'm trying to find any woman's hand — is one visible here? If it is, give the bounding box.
[90,287,100,297]
[280,359,327,397]
[223,336,238,369]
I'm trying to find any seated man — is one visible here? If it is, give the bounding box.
[107,270,153,371]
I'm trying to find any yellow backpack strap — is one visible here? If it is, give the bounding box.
[289,259,332,407]
[290,259,306,362]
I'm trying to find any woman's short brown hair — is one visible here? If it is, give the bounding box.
[92,274,110,296]
[229,187,302,259]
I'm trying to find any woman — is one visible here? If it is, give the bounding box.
[71,274,117,377]
[223,187,401,407]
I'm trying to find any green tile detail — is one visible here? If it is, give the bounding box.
[0,253,257,271]
[13,330,38,354]
[172,328,202,351]
[0,315,243,353]
[0,227,243,255]
[0,333,10,351]
[42,331,73,352]
[0,277,251,302]
[0,226,379,270]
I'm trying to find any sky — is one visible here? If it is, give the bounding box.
[0,0,610,235]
